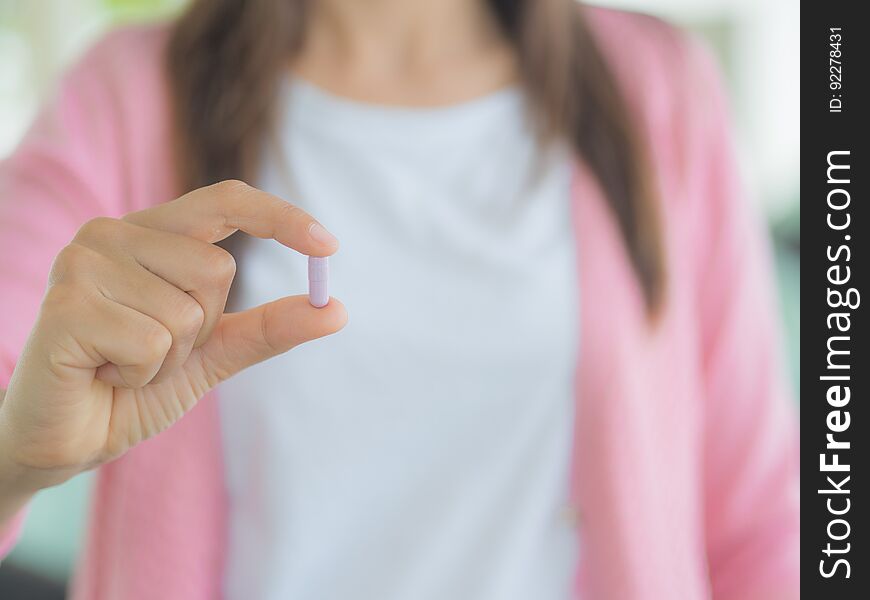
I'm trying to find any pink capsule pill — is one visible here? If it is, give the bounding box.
[308,256,329,308]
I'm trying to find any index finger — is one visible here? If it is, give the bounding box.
[123,180,338,256]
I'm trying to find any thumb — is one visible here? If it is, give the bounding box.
[192,295,347,385]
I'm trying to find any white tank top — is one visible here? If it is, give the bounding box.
[218,78,580,600]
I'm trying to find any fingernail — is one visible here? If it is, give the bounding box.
[308,222,338,246]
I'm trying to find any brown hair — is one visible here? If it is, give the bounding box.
[167,0,665,311]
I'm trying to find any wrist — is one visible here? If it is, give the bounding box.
[0,388,85,498]
[0,391,51,500]
[0,391,39,524]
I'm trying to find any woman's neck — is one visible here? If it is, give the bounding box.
[292,0,518,106]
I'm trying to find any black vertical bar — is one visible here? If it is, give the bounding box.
[802,2,868,597]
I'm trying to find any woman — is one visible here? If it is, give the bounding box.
[0,0,798,598]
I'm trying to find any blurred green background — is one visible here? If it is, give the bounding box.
[0,0,798,595]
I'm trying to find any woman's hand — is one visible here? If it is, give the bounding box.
[0,181,347,500]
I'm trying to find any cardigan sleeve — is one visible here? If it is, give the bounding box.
[0,31,130,559]
[685,37,800,600]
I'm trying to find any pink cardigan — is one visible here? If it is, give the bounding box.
[0,8,799,599]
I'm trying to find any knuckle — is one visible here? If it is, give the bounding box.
[74,216,119,243]
[51,243,93,281]
[211,179,251,198]
[141,324,172,362]
[173,297,206,336]
[204,247,237,287]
